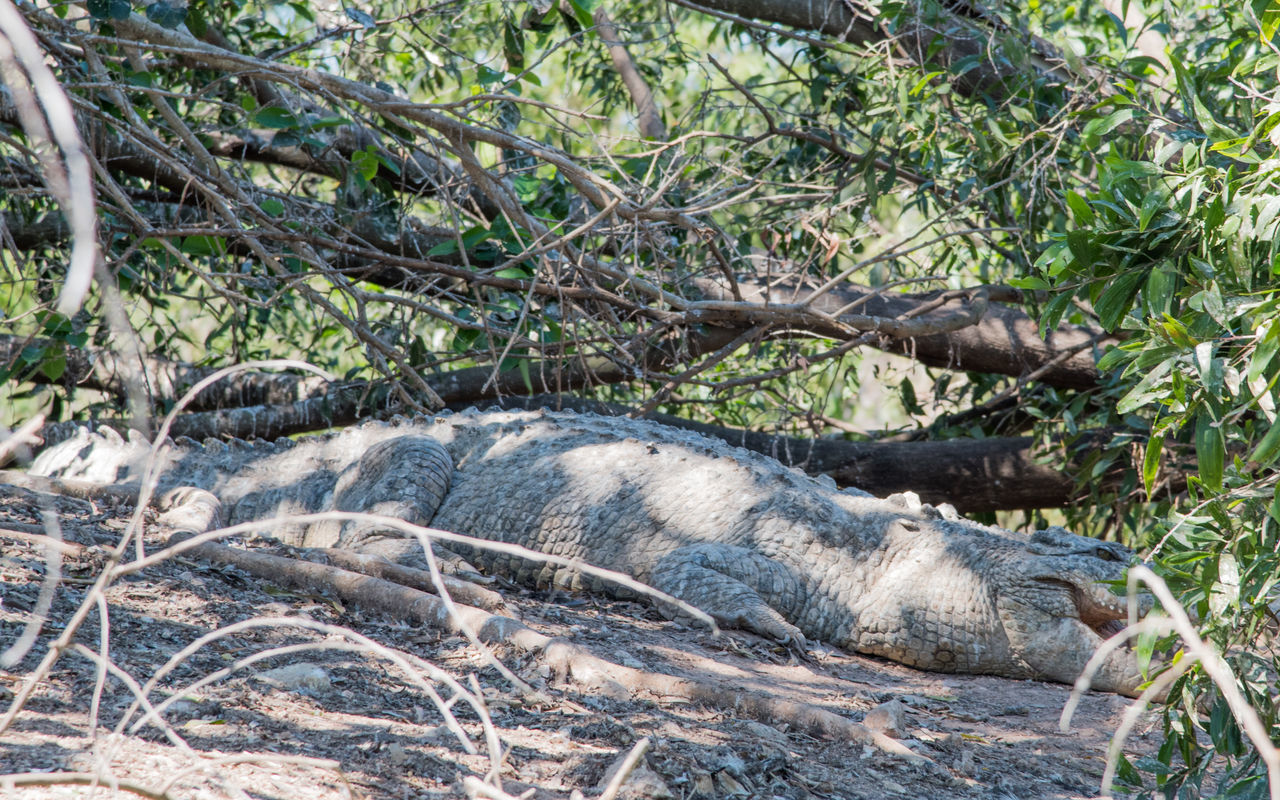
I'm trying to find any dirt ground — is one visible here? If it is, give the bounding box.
[0,483,1163,800]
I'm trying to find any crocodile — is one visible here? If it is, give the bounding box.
[29,407,1149,694]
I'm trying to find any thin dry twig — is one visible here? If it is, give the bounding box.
[0,0,99,313]
[0,771,171,800]
[1061,566,1280,800]
[597,736,652,800]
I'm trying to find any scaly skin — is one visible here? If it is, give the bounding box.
[30,408,1149,694]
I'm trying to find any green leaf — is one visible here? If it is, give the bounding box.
[351,149,380,181]
[1195,412,1225,492]
[1161,314,1198,348]
[494,266,533,279]
[1065,191,1094,226]
[1255,195,1280,239]
[450,327,480,353]
[426,239,459,257]
[40,354,67,381]
[1096,343,1136,372]
[288,1,315,22]
[566,0,600,29]
[87,0,131,20]
[1249,321,1279,384]
[899,378,924,416]
[1144,267,1176,316]
[1008,276,1049,290]
[512,174,541,202]
[20,344,46,364]
[1086,107,1136,139]
[254,108,301,129]
[1189,83,1243,143]
[259,198,285,217]
[1143,435,1163,497]
[1250,420,1280,466]
[1134,343,1179,371]
[144,0,186,28]
[305,115,350,130]
[182,235,227,256]
[477,65,506,85]
[185,5,207,36]
[909,71,944,97]
[345,7,376,27]
[1104,9,1128,45]
[1065,230,1096,267]
[1039,291,1075,335]
[461,225,491,248]
[518,358,532,393]
[1263,0,1280,42]
[1208,137,1260,162]
[1138,188,1168,231]
[1117,358,1173,414]
[38,312,73,336]
[1033,241,1069,276]
[1094,271,1146,331]
[503,19,525,69]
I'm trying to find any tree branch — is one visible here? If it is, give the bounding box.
[673,0,1075,100]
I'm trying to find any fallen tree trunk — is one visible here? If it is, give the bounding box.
[1,281,1103,418]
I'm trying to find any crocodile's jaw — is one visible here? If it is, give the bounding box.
[996,571,1152,696]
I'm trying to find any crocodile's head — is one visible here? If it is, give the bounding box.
[1024,526,1149,626]
[998,526,1152,695]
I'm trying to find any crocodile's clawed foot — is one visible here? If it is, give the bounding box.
[783,633,816,663]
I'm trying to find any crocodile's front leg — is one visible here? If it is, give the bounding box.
[650,543,808,646]
[314,436,455,564]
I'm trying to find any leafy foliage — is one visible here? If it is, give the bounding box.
[1030,1,1280,793]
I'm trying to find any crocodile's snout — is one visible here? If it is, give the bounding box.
[1074,578,1150,633]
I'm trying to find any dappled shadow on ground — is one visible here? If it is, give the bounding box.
[0,485,1160,799]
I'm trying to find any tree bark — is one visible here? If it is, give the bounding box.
[702,278,1108,390]
[675,0,1072,100]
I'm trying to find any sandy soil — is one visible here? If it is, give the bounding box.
[0,483,1162,799]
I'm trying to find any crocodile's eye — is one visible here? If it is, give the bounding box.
[1093,546,1120,562]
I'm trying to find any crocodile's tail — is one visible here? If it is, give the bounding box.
[30,426,152,484]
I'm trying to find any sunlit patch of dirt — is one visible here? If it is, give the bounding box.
[0,484,1161,799]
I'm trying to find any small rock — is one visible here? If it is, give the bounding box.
[714,771,749,796]
[166,698,201,716]
[738,719,788,745]
[386,742,408,765]
[709,748,746,776]
[596,751,673,800]
[255,662,331,693]
[863,698,908,739]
